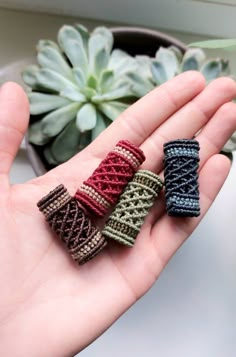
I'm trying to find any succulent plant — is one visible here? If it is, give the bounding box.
[224,132,236,153]
[23,24,145,165]
[154,46,230,83]
[190,38,236,154]
[130,46,230,97]
[23,27,234,167]
[129,46,234,154]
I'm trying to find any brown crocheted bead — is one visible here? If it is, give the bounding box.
[37,184,71,219]
[37,185,107,265]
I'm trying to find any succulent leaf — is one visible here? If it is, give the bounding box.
[221,60,230,75]
[43,144,59,166]
[79,131,92,151]
[109,50,137,77]
[200,59,223,81]
[87,75,97,89]
[22,65,40,88]
[29,92,71,115]
[72,68,86,88]
[98,101,129,121]
[51,120,80,163]
[181,57,198,72]
[88,33,106,59]
[58,25,83,51]
[91,112,107,140]
[28,120,51,145]
[37,46,73,80]
[109,49,130,67]
[99,70,114,91]
[94,47,109,77]
[74,24,89,50]
[181,48,206,71]
[223,131,236,152]
[155,47,179,79]
[44,146,59,165]
[37,39,60,52]
[92,27,114,53]
[92,84,132,103]
[151,61,168,85]
[168,45,183,61]
[135,55,152,81]
[42,102,80,137]
[88,34,109,74]
[60,87,86,102]
[61,39,87,71]
[82,87,97,100]
[76,103,97,132]
[189,39,236,51]
[36,68,77,93]
[126,72,153,97]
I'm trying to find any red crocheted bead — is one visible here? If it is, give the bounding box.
[117,140,146,168]
[75,140,145,217]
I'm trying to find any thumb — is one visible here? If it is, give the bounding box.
[0,82,29,176]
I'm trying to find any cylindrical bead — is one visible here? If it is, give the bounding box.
[37,184,107,265]
[102,170,163,247]
[75,140,145,217]
[163,139,200,217]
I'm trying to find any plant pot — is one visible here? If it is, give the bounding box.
[26,26,188,177]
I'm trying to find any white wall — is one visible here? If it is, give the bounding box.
[1,0,236,37]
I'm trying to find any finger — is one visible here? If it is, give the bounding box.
[150,154,231,268]
[68,72,205,162]
[196,101,236,166]
[147,101,236,226]
[0,82,29,175]
[140,77,236,172]
[50,72,205,185]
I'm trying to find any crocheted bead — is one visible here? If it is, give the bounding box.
[36,184,71,219]
[163,139,200,217]
[37,184,107,265]
[102,170,164,247]
[75,140,145,217]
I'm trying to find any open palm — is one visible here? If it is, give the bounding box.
[0,72,236,357]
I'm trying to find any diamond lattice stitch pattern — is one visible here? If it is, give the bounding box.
[37,184,107,265]
[163,139,200,217]
[102,170,163,247]
[75,140,145,217]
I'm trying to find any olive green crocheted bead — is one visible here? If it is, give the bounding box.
[102,170,163,247]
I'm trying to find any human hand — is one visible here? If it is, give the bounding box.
[0,72,235,357]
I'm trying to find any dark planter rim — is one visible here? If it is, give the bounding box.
[110,26,188,52]
[26,26,188,177]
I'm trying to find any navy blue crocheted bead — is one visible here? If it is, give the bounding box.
[163,139,200,217]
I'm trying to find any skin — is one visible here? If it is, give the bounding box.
[0,71,235,356]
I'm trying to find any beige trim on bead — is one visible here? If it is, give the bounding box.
[70,231,104,260]
[41,191,71,218]
[80,184,110,208]
[113,146,141,169]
